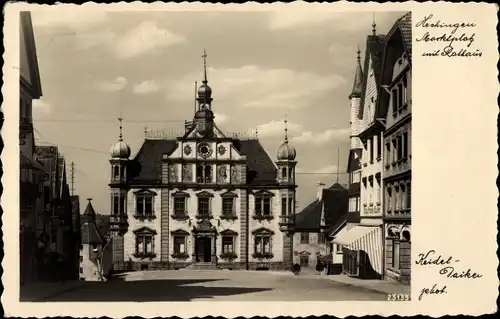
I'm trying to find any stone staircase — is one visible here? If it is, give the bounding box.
[186,262,222,270]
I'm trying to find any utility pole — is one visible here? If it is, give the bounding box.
[70,161,75,196]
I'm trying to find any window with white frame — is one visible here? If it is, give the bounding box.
[288,197,294,216]
[387,186,393,210]
[300,232,309,244]
[135,191,154,217]
[254,234,272,254]
[282,167,287,179]
[198,197,210,216]
[255,195,272,217]
[392,239,401,270]
[134,229,156,256]
[336,244,343,253]
[173,235,186,254]
[222,197,234,216]
[173,194,187,217]
[222,236,234,253]
[253,228,274,257]
[281,196,287,216]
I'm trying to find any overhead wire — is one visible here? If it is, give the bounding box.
[36,141,350,176]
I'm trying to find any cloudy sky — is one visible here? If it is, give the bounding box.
[30,9,403,214]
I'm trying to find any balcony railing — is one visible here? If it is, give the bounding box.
[196,177,213,184]
[384,156,411,177]
[278,215,295,225]
[252,212,274,221]
[171,211,189,221]
[109,215,128,224]
[195,212,213,220]
[220,212,238,220]
[386,208,411,218]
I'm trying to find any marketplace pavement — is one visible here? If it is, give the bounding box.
[20,270,409,302]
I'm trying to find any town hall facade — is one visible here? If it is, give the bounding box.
[108,52,298,271]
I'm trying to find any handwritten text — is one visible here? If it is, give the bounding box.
[416,250,483,301]
[415,14,482,58]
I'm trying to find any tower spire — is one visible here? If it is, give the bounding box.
[118,115,123,141]
[372,13,377,35]
[350,46,363,99]
[202,49,208,84]
[284,115,289,143]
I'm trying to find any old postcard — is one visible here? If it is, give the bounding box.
[1,1,498,317]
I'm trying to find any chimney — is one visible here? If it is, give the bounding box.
[317,182,326,201]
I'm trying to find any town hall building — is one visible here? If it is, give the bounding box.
[108,52,298,271]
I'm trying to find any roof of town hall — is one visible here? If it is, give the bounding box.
[294,183,349,231]
[128,138,279,186]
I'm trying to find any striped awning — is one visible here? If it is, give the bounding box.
[333,224,383,274]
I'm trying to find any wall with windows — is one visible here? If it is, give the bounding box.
[123,188,162,262]
[292,232,327,267]
[359,134,384,224]
[166,187,244,263]
[248,189,285,263]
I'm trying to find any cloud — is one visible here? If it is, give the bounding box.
[166,65,345,110]
[214,113,229,125]
[115,21,185,59]
[291,128,350,145]
[75,30,116,50]
[268,10,337,30]
[31,10,108,30]
[296,164,341,175]
[133,80,161,94]
[94,77,127,92]
[32,99,51,114]
[255,119,303,138]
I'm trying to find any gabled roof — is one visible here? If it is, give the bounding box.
[375,12,412,122]
[386,12,412,61]
[129,139,178,184]
[295,183,348,231]
[19,11,42,98]
[80,204,105,245]
[346,148,362,173]
[322,184,349,226]
[294,199,322,230]
[129,138,279,186]
[357,34,385,120]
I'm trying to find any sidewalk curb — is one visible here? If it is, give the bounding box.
[34,283,85,302]
[320,277,410,296]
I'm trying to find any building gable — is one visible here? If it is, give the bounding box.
[376,13,413,124]
[20,11,42,98]
[357,35,384,124]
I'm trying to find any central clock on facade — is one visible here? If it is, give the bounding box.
[197,142,213,158]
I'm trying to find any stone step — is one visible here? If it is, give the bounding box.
[186,263,222,270]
